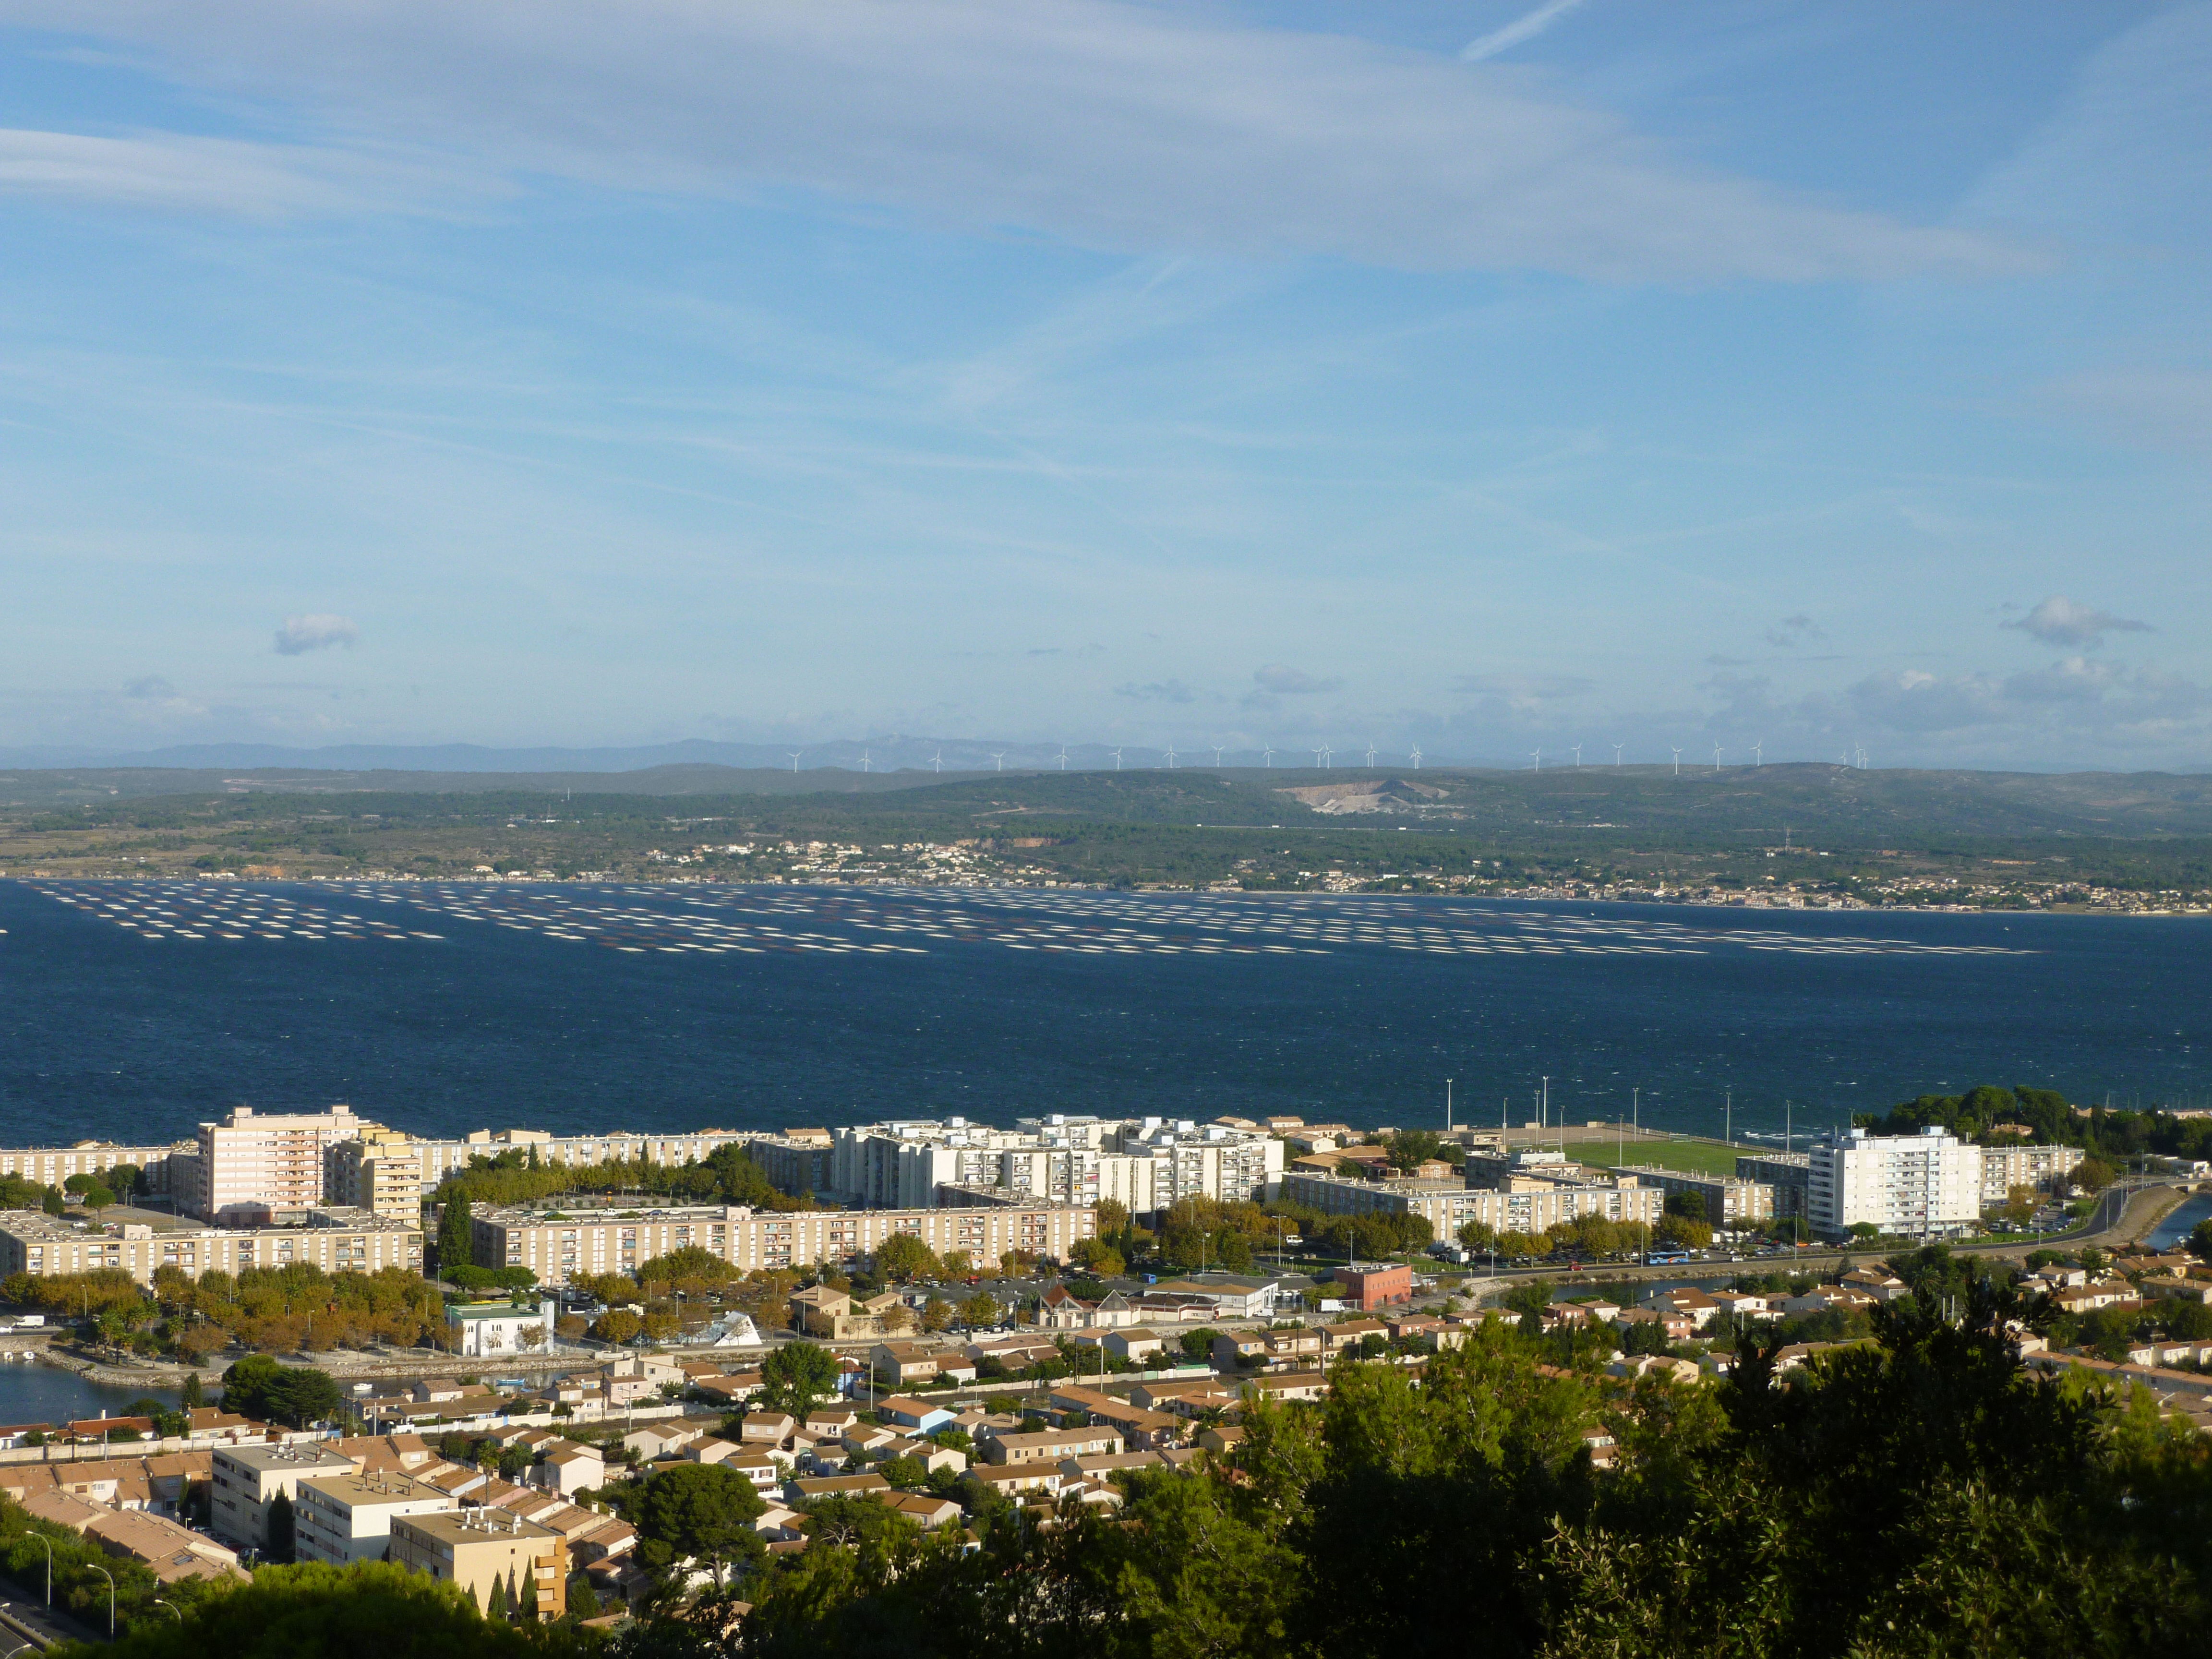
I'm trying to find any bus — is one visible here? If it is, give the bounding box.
[1643,1250,1694,1266]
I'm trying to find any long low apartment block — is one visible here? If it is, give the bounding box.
[470,1200,1096,1284]
[0,1208,422,1285]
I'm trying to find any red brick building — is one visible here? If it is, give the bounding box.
[1334,1263,1412,1310]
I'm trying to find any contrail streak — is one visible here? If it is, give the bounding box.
[1461,0,1588,62]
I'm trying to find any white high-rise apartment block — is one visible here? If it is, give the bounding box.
[1808,1126,1982,1241]
[830,1116,1283,1216]
[193,1104,366,1220]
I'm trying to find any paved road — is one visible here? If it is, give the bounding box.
[0,1584,104,1648]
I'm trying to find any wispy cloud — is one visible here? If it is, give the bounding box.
[0,126,472,216]
[1764,613,1826,648]
[274,613,360,655]
[2004,595,2151,648]
[5,0,2030,280]
[1462,0,1587,64]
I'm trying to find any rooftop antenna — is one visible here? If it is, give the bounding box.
[990,752,1006,772]
[1611,743,1623,767]
[786,751,803,773]
[1670,746,1682,777]
[1111,746,1124,772]
[1163,744,1177,769]
[1410,745,1422,769]
[1445,1078,1453,1132]
[1363,742,1378,767]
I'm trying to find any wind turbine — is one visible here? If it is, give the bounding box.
[1312,744,1332,769]
[1670,746,1682,776]
[1753,740,1763,768]
[1530,749,1541,772]
[1611,743,1623,768]
[860,749,872,774]
[1712,743,1722,772]
[931,749,943,773]
[1163,744,1178,769]
[1111,746,1124,772]
[1262,745,1275,768]
[1572,744,1583,769]
[1211,744,1225,767]
[991,752,1006,772]
[1409,745,1422,769]
[786,751,803,773]
[1363,742,1378,767]
[1056,745,1069,771]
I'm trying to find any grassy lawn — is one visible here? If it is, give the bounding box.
[1563,1135,1748,1177]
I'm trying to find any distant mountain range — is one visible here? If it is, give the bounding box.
[0,736,1353,774]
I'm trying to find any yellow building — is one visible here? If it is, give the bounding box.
[389,1509,566,1619]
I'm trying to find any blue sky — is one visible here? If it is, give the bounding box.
[1,0,2207,769]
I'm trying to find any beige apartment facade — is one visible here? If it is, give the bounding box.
[389,1509,566,1619]
[471,1200,1095,1285]
[0,1141,193,1195]
[194,1105,366,1218]
[0,1209,422,1286]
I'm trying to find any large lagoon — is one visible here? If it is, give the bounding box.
[1,880,2205,1143]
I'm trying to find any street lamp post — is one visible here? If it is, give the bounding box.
[88,1562,114,1638]
[28,1531,50,1604]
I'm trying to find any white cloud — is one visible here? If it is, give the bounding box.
[0,126,466,215]
[1,0,2030,280]
[274,613,360,655]
[1114,678,1194,703]
[2004,595,2151,648]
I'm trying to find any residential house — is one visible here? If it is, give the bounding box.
[293,1470,457,1567]
[874,1396,955,1435]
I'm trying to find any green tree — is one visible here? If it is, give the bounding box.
[2073,1158,2116,1193]
[2190,1219,2212,1265]
[873,1235,939,1282]
[264,1492,296,1563]
[759,1340,841,1418]
[633,1463,768,1587]
[589,1308,642,1345]
[1664,1190,1708,1223]
[959,1292,1002,1328]
[179,1371,204,1411]
[434,1191,473,1273]
[220,1357,340,1427]
[77,1561,592,1659]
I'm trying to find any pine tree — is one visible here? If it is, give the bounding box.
[486,1574,510,1621]
[180,1371,204,1410]
[436,1190,474,1274]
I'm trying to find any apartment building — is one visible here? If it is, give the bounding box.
[1808,1127,1982,1241]
[323,1128,434,1224]
[830,1116,1282,1215]
[1735,1154,1811,1222]
[389,1509,566,1619]
[1610,1166,1777,1227]
[1280,1169,1662,1238]
[470,1199,1095,1285]
[209,1444,360,1551]
[193,1105,366,1219]
[0,1141,193,1196]
[293,1470,457,1566]
[1977,1142,2087,1203]
[743,1133,835,1198]
[0,1208,422,1286]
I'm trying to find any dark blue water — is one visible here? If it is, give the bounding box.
[0,880,2205,1145]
